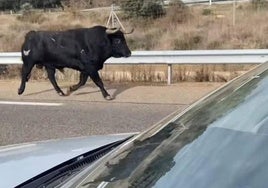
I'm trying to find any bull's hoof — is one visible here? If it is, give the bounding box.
[18,89,24,95]
[58,91,66,96]
[105,95,113,100]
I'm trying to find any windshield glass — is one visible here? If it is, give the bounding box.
[78,64,268,188]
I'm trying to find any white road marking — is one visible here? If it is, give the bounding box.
[0,101,63,106]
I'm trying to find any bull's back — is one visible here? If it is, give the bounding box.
[21,26,108,64]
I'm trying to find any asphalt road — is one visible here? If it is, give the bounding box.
[0,80,222,146]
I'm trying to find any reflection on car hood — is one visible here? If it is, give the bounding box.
[0,133,135,188]
[75,63,268,188]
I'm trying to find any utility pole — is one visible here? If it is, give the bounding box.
[106,4,126,31]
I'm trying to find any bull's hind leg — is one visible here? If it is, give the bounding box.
[67,72,88,95]
[87,69,112,100]
[18,62,35,95]
[45,66,66,96]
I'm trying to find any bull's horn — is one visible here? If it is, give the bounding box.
[122,28,134,34]
[106,27,120,34]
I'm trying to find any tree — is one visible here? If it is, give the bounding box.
[120,0,165,18]
[140,1,165,18]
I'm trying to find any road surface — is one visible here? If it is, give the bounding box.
[0,80,223,146]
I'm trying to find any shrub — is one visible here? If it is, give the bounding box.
[120,0,143,18]
[165,0,189,23]
[251,0,268,10]
[0,65,8,75]
[173,34,202,50]
[68,0,93,9]
[120,0,165,18]
[20,2,33,11]
[140,1,165,18]
[202,8,213,15]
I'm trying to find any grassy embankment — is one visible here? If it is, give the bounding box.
[0,3,266,82]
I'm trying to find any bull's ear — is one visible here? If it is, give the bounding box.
[106,27,120,34]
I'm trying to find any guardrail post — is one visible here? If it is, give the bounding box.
[167,64,172,85]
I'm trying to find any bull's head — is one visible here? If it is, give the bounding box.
[106,27,133,58]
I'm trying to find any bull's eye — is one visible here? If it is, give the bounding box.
[114,39,121,44]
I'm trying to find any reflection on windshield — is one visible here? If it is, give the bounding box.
[81,66,268,188]
[81,122,179,187]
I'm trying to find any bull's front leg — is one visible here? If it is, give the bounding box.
[87,68,112,100]
[45,66,66,96]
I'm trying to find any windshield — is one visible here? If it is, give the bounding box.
[76,63,268,188]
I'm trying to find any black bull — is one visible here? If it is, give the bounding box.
[18,26,132,100]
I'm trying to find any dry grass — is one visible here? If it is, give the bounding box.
[124,4,268,50]
[1,3,268,51]
[0,3,266,82]
[0,64,255,83]
[0,9,110,51]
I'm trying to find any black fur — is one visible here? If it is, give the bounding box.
[18,26,131,99]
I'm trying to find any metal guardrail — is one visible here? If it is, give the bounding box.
[1,50,268,84]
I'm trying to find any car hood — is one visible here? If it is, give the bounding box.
[0,133,136,188]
